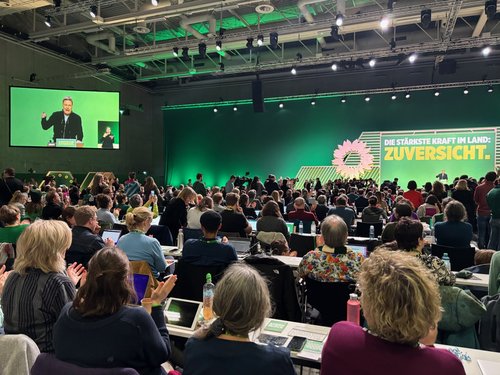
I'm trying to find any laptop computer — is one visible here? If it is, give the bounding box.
[101,229,122,244]
[349,244,368,258]
[165,298,203,331]
[248,219,258,231]
[229,239,253,255]
[285,222,295,234]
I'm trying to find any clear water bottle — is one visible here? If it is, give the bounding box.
[311,221,316,234]
[299,221,304,234]
[429,217,434,237]
[177,228,184,250]
[442,253,451,270]
[369,225,375,239]
[203,273,215,322]
[346,293,361,325]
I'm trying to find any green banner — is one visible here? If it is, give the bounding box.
[380,130,496,185]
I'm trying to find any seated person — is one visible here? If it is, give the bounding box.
[381,202,412,243]
[285,191,310,213]
[118,207,167,279]
[0,205,29,244]
[61,206,76,228]
[388,218,455,286]
[1,220,85,352]
[416,194,441,219]
[54,247,176,374]
[220,193,252,237]
[41,190,63,220]
[288,197,319,228]
[184,263,296,375]
[434,201,473,248]
[115,193,130,221]
[314,195,330,222]
[321,250,465,375]
[212,192,225,213]
[95,193,119,226]
[432,197,453,224]
[297,215,364,283]
[326,196,356,232]
[270,240,297,257]
[182,211,238,266]
[489,250,500,295]
[187,196,213,229]
[127,193,159,218]
[256,201,290,242]
[361,196,388,223]
[240,193,258,219]
[66,206,113,268]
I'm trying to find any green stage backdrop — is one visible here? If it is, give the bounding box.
[10,87,120,149]
[380,130,496,185]
[163,87,500,187]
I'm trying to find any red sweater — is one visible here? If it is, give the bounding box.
[474,181,495,216]
[403,190,424,211]
[321,322,465,375]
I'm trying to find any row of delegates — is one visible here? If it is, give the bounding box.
[297,215,364,283]
[1,220,86,352]
[321,249,465,375]
[53,247,176,375]
[184,263,296,375]
[118,207,167,279]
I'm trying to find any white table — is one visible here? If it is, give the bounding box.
[273,255,301,269]
[436,344,500,375]
[162,246,180,256]
[454,273,489,290]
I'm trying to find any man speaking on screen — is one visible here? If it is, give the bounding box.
[41,96,83,142]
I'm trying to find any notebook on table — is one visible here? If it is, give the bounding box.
[165,298,203,331]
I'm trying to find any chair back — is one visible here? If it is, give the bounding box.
[129,260,158,299]
[355,222,383,238]
[289,233,316,257]
[305,278,353,326]
[31,353,140,375]
[183,228,203,242]
[0,334,39,375]
[170,258,228,301]
[431,244,476,271]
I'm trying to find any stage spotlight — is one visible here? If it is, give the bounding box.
[364,95,371,102]
[279,102,284,109]
[421,9,432,28]
[488,85,494,93]
[257,34,264,46]
[335,13,344,27]
[53,0,61,7]
[485,1,497,20]
[291,67,297,75]
[434,89,440,97]
[387,0,394,10]
[331,63,338,71]
[311,99,316,106]
[213,107,218,113]
[219,62,225,71]
[233,106,238,112]
[218,28,225,37]
[330,26,340,40]
[44,15,52,27]
[172,47,179,57]
[482,46,492,57]
[391,93,397,100]
[408,53,417,63]
[182,47,189,59]
[90,5,98,18]
[380,15,390,31]
[389,38,396,50]
[246,38,254,49]
[463,87,469,95]
[368,58,376,68]
[29,73,37,82]
[341,97,347,103]
[198,43,207,58]
[215,40,222,51]
[151,0,159,6]
[270,32,278,49]
[405,91,411,99]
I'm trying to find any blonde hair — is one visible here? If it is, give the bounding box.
[74,205,97,226]
[359,250,441,345]
[455,179,469,191]
[178,186,196,204]
[125,206,152,231]
[9,190,27,204]
[14,220,71,274]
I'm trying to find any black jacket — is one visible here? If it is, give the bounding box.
[41,111,83,141]
[66,226,105,267]
[0,176,24,206]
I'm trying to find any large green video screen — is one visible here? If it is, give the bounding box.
[380,129,496,185]
[10,86,120,149]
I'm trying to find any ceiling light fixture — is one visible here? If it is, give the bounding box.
[172,47,179,57]
[488,85,494,93]
[270,32,278,49]
[482,46,492,57]
[279,102,284,109]
[213,107,218,113]
[368,58,376,68]
[331,63,338,71]
[421,9,432,28]
[405,91,411,99]
[408,53,417,63]
[257,34,264,46]
[53,0,61,7]
[330,26,340,40]
[311,99,316,106]
[151,0,159,6]
[233,106,238,112]
[44,15,52,27]
[215,40,222,51]
[182,47,189,59]
[463,87,469,95]
[335,13,344,27]
[380,15,390,31]
[391,93,397,100]
[198,42,206,58]
[291,67,297,75]
[485,0,498,20]
[219,62,225,71]
[341,97,347,103]
[389,38,396,50]
[434,89,440,97]
[365,95,371,102]
[90,5,98,18]
[246,37,254,49]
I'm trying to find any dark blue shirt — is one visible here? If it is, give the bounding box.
[434,221,473,248]
[181,238,238,266]
[184,336,296,375]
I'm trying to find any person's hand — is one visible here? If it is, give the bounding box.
[0,265,12,297]
[109,135,114,140]
[221,236,228,243]
[113,208,120,217]
[104,238,115,247]
[67,262,87,286]
[41,112,47,119]
[151,275,177,305]
[93,223,101,234]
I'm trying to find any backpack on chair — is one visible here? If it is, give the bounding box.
[478,293,500,352]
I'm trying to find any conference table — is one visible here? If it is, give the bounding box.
[165,312,500,374]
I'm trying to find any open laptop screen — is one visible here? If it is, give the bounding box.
[349,244,368,258]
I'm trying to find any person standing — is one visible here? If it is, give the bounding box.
[474,171,496,248]
[0,168,24,206]
[224,176,235,195]
[100,126,114,148]
[41,96,83,141]
[193,173,207,196]
[487,182,500,251]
